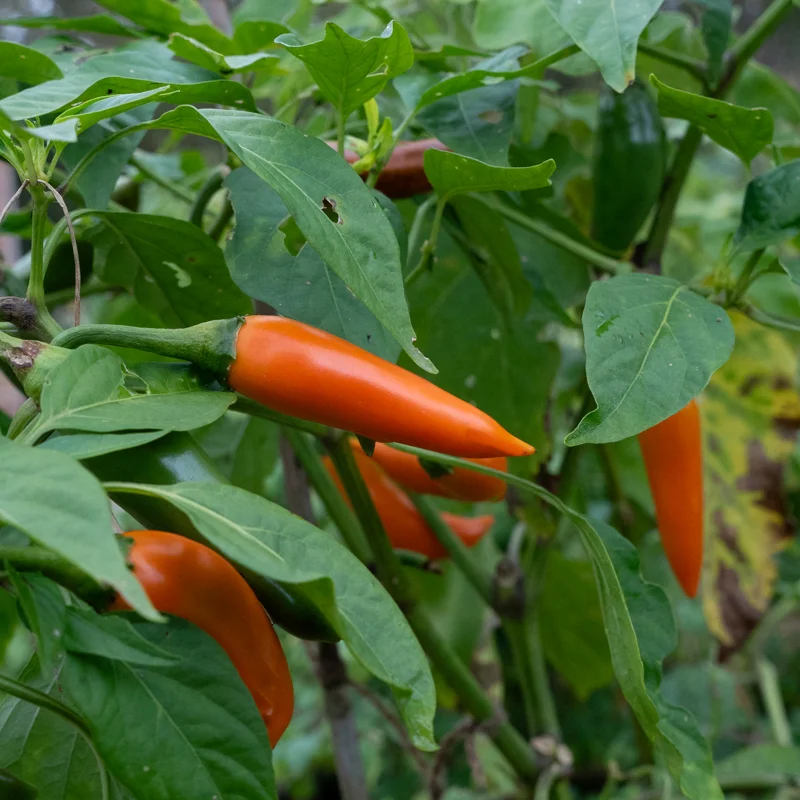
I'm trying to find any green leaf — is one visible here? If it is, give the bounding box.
[16,118,78,143]
[0,40,254,121]
[0,656,111,798]
[734,160,800,251]
[56,87,171,134]
[0,42,63,85]
[566,274,734,445]
[64,607,178,666]
[40,431,169,460]
[62,617,276,799]
[93,0,236,53]
[716,744,800,780]
[544,0,664,91]
[35,346,236,436]
[277,21,414,116]
[168,33,279,75]
[225,167,400,362]
[91,210,252,325]
[0,439,158,621]
[233,20,290,52]
[425,149,555,198]
[538,551,614,699]
[651,75,773,164]
[696,0,731,87]
[104,481,437,751]
[779,255,800,286]
[0,14,139,37]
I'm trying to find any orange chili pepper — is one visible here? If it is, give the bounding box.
[111,530,294,745]
[323,448,494,559]
[637,399,704,597]
[361,442,508,502]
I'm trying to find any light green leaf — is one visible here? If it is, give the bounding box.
[104,481,437,751]
[16,118,79,143]
[168,33,279,75]
[716,744,800,780]
[35,346,235,436]
[424,149,555,198]
[566,274,734,445]
[277,21,414,115]
[734,160,800,251]
[544,0,665,91]
[0,41,63,85]
[57,87,172,134]
[0,438,159,620]
[651,75,773,164]
[40,431,169,460]
[779,256,800,286]
[63,617,276,798]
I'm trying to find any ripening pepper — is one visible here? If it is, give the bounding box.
[591,79,666,255]
[323,448,494,560]
[361,441,508,502]
[338,138,447,198]
[637,399,704,597]
[53,317,535,458]
[86,432,339,643]
[112,530,294,746]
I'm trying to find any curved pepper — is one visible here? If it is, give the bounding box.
[112,530,294,745]
[362,442,508,502]
[591,79,666,254]
[53,317,535,458]
[637,399,704,597]
[85,432,340,643]
[323,448,494,560]
[339,139,447,198]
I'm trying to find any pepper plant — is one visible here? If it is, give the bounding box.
[0,1,799,798]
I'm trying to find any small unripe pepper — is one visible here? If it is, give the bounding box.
[323,448,494,560]
[637,399,704,597]
[112,530,294,746]
[362,442,508,502]
[54,317,535,459]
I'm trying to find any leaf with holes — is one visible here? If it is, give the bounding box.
[102,481,437,751]
[566,274,734,446]
[651,75,773,164]
[277,21,414,115]
[544,0,664,91]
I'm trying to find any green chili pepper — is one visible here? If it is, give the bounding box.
[591,79,666,255]
[85,432,340,643]
[0,769,38,799]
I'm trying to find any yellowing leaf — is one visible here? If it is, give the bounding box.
[702,312,800,651]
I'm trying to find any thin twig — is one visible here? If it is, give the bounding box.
[429,717,475,799]
[40,181,81,326]
[0,179,28,228]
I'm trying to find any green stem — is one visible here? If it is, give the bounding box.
[405,198,447,286]
[476,195,629,275]
[637,42,707,82]
[727,0,795,79]
[6,398,38,440]
[189,169,225,229]
[405,195,437,272]
[130,154,194,204]
[324,435,540,783]
[209,196,233,242]
[756,658,793,747]
[51,318,242,377]
[0,674,109,800]
[528,614,560,738]
[503,618,540,737]
[20,141,39,186]
[337,112,347,158]
[745,306,800,333]
[25,186,61,340]
[233,396,330,437]
[727,248,765,306]
[282,427,372,564]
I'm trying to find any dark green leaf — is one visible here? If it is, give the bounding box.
[734,160,800,251]
[538,551,613,699]
[0,15,139,37]
[225,167,400,361]
[277,21,414,115]
[0,439,157,620]
[545,0,663,91]
[104,482,437,751]
[62,617,276,798]
[425,149,555,197]
[35,347,235,436]
[168,33,279,75]
[0,42,63,85]
[93,0,235,53]
[651,75,773,164]
[566,274,734,445]
[64,607,178,666]
[697,0,731,86]
[40,431,169,460]
[91,210,252,325]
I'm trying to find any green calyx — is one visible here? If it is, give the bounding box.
[51,317,245,380]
